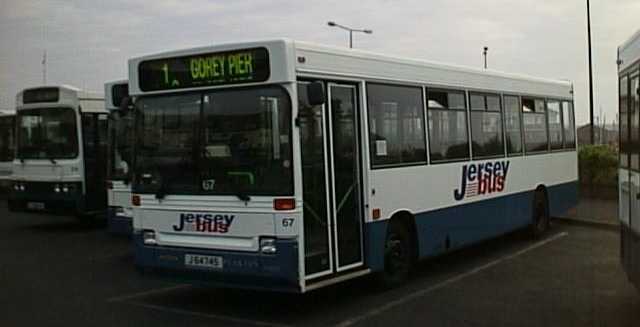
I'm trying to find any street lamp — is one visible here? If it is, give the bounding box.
[327,21,372,48]
[586,0,595,144]
[483,46,489,69]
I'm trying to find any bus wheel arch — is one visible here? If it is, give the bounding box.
[530,185,550,237]
[378,211,418,287]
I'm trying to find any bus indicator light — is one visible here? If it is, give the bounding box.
[274,198,295,211]
[372,208,381,220]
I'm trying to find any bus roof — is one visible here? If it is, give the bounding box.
[128,38,573,98]
[619,29,640,73]
[16,85,105,113]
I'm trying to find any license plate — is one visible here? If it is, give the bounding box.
[185,254,223,270]
[27,202,45,210]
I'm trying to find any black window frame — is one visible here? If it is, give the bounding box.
[503,94,524,157]
[630,74,640,171]
[366,82,428,169]
[546,98,564,151]
[426,87,470,164]
[521,96,549,154]
[468,92,505,159]
[561,100,576,150]
[620,75,630,168]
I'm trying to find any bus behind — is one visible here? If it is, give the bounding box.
[9,85,108,218]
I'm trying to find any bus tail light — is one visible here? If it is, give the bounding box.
[132,195,141,206]
[274,198,295,211]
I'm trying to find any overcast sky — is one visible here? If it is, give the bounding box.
[1,0,639,125]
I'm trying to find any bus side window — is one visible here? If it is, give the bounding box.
[522,97,548,153]
[366,83,426,167]
[547,100,563,150]
[620,76,629,167]
[504,95,523,155]
[562,101,576,150]
[427,88,470,163]
[469,93,504,158]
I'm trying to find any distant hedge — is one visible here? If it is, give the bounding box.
[578,144,617,187]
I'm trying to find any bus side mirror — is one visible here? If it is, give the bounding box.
[306,82,325,106]
[119,96,133,112]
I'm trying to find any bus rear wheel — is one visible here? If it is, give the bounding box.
[530,189,549,238]
[379,220,414,287]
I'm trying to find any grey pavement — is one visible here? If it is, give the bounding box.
[1,201,639,326]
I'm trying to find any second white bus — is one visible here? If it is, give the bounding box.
[0,110,15,193]
[9,85,108,217]
[106,80,135,234]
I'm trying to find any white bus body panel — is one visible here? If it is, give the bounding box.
[368,153,576,223]
[133,196,302,252]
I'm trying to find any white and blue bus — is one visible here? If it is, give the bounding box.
[129,40,578,292]
[618,31,640,291]
[0,110,16,193]
[105,80,135,234]
[9,86,109,217]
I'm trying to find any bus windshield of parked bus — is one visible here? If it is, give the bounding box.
[109,112,134,180]
[0,116,15,162]
[133,86,293,196]
[16,107,78,159]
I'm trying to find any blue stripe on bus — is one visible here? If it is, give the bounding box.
[365,181,578,273]
[107,207,133,235]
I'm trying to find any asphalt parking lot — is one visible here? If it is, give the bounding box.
[1,202,639,327]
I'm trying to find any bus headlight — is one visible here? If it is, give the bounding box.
[260,237,277,255]
[143,230,157,246]
[62,185,69,193]
[54,184,61,193]
[14,182,26,191]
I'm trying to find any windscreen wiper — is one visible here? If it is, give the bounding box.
[155,178,166,200]
[235,193,251,202]
[49,158,57,164]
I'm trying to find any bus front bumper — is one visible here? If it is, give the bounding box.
[107,207,132,235]
[8,182,83,214]
[133,232,300,292]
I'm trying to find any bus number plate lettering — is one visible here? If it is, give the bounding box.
[185,254,223,269]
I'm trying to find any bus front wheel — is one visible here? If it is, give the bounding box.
[530,189,549,238]
[379,220,414,287]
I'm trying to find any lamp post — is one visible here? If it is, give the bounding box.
[483,46,489,69]
[327,21,372,48]
[586,0,595,144]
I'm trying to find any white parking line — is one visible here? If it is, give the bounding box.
[125,300,292,327]
[334,232,569,327]
[107,284,190,303]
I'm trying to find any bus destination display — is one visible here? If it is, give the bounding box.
[138,47,270,91]
[23,87,60,104]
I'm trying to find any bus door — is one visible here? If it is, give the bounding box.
[630,75,640,238]
[81,113,108,212]
[299,82,364,280]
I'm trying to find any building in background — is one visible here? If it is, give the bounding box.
[577,123,618,148]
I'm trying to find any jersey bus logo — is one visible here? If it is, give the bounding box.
[173,213,235,234]
[454,161,510,201]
